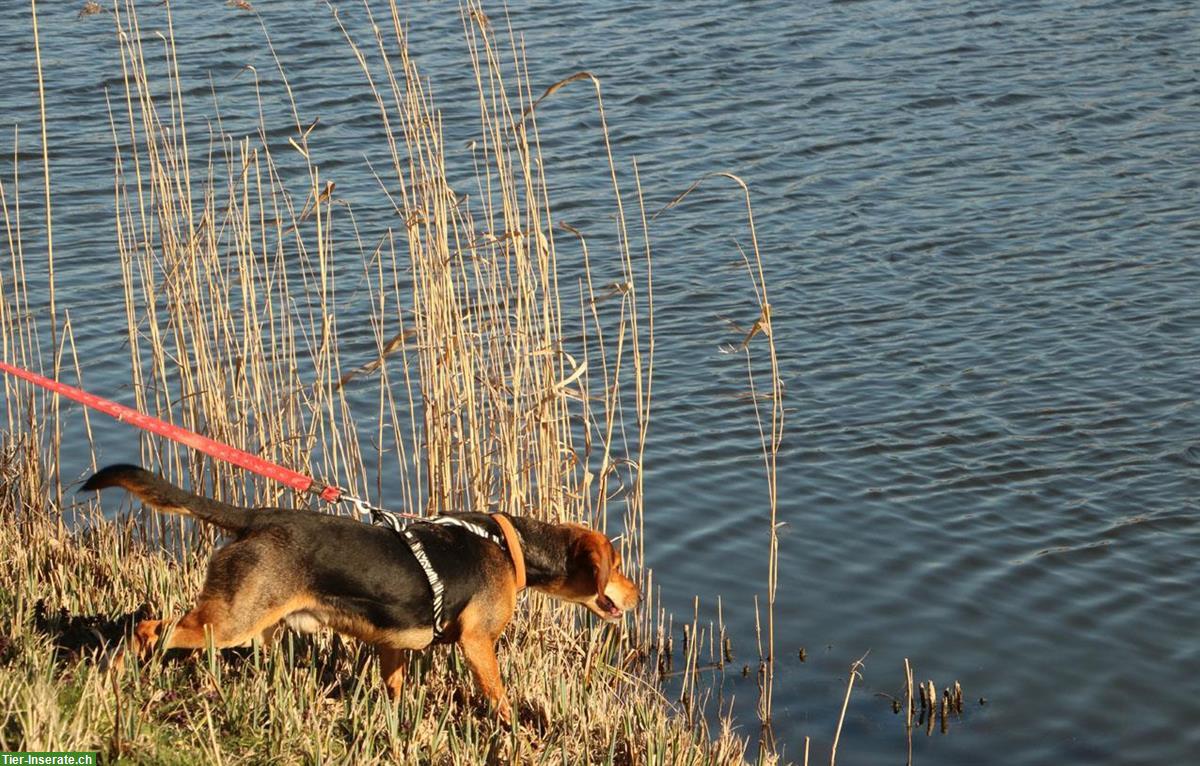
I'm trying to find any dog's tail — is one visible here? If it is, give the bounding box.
[82,464,256,533]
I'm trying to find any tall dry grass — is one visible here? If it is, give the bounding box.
[0,0,773,763]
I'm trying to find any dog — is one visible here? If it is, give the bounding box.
[83,464,639,721]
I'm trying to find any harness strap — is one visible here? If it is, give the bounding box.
[432,516,503,548]
[400,528,446,639]
[379,513,525,640]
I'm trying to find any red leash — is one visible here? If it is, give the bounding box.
[0,358,402,517]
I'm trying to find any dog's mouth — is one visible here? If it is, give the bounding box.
[594,594,622,620]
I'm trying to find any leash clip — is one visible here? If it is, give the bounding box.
[335,491,420,531]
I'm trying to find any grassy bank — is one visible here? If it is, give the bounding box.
[0,0,778,763]
[0,480,754,764]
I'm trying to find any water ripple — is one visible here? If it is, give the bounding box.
[2,0,1198,763]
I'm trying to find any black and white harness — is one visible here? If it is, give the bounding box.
[371,510,512,642]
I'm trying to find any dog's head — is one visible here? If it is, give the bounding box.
[536,524,639,621]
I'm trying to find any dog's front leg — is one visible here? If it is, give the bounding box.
[458,633,511,723]
[379,647,408,701]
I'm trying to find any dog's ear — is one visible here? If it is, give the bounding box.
[576,535,611,597]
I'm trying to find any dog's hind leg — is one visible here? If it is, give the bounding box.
[134,538,313,657]
[135,596,311,654]
[134,600,248,653]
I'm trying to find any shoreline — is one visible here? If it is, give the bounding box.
[0,466,758,763]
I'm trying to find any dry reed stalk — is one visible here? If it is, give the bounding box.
[61,314,96,474]
[830,655,866,766]
[925,680,937,735]
[653,171,783,737]
[905,657,915,766]
[0,0,782,762]
[30,0,60,499]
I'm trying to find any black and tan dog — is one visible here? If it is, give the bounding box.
[83,464,638,721]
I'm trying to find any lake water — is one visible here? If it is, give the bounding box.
[2,1,1198,763]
